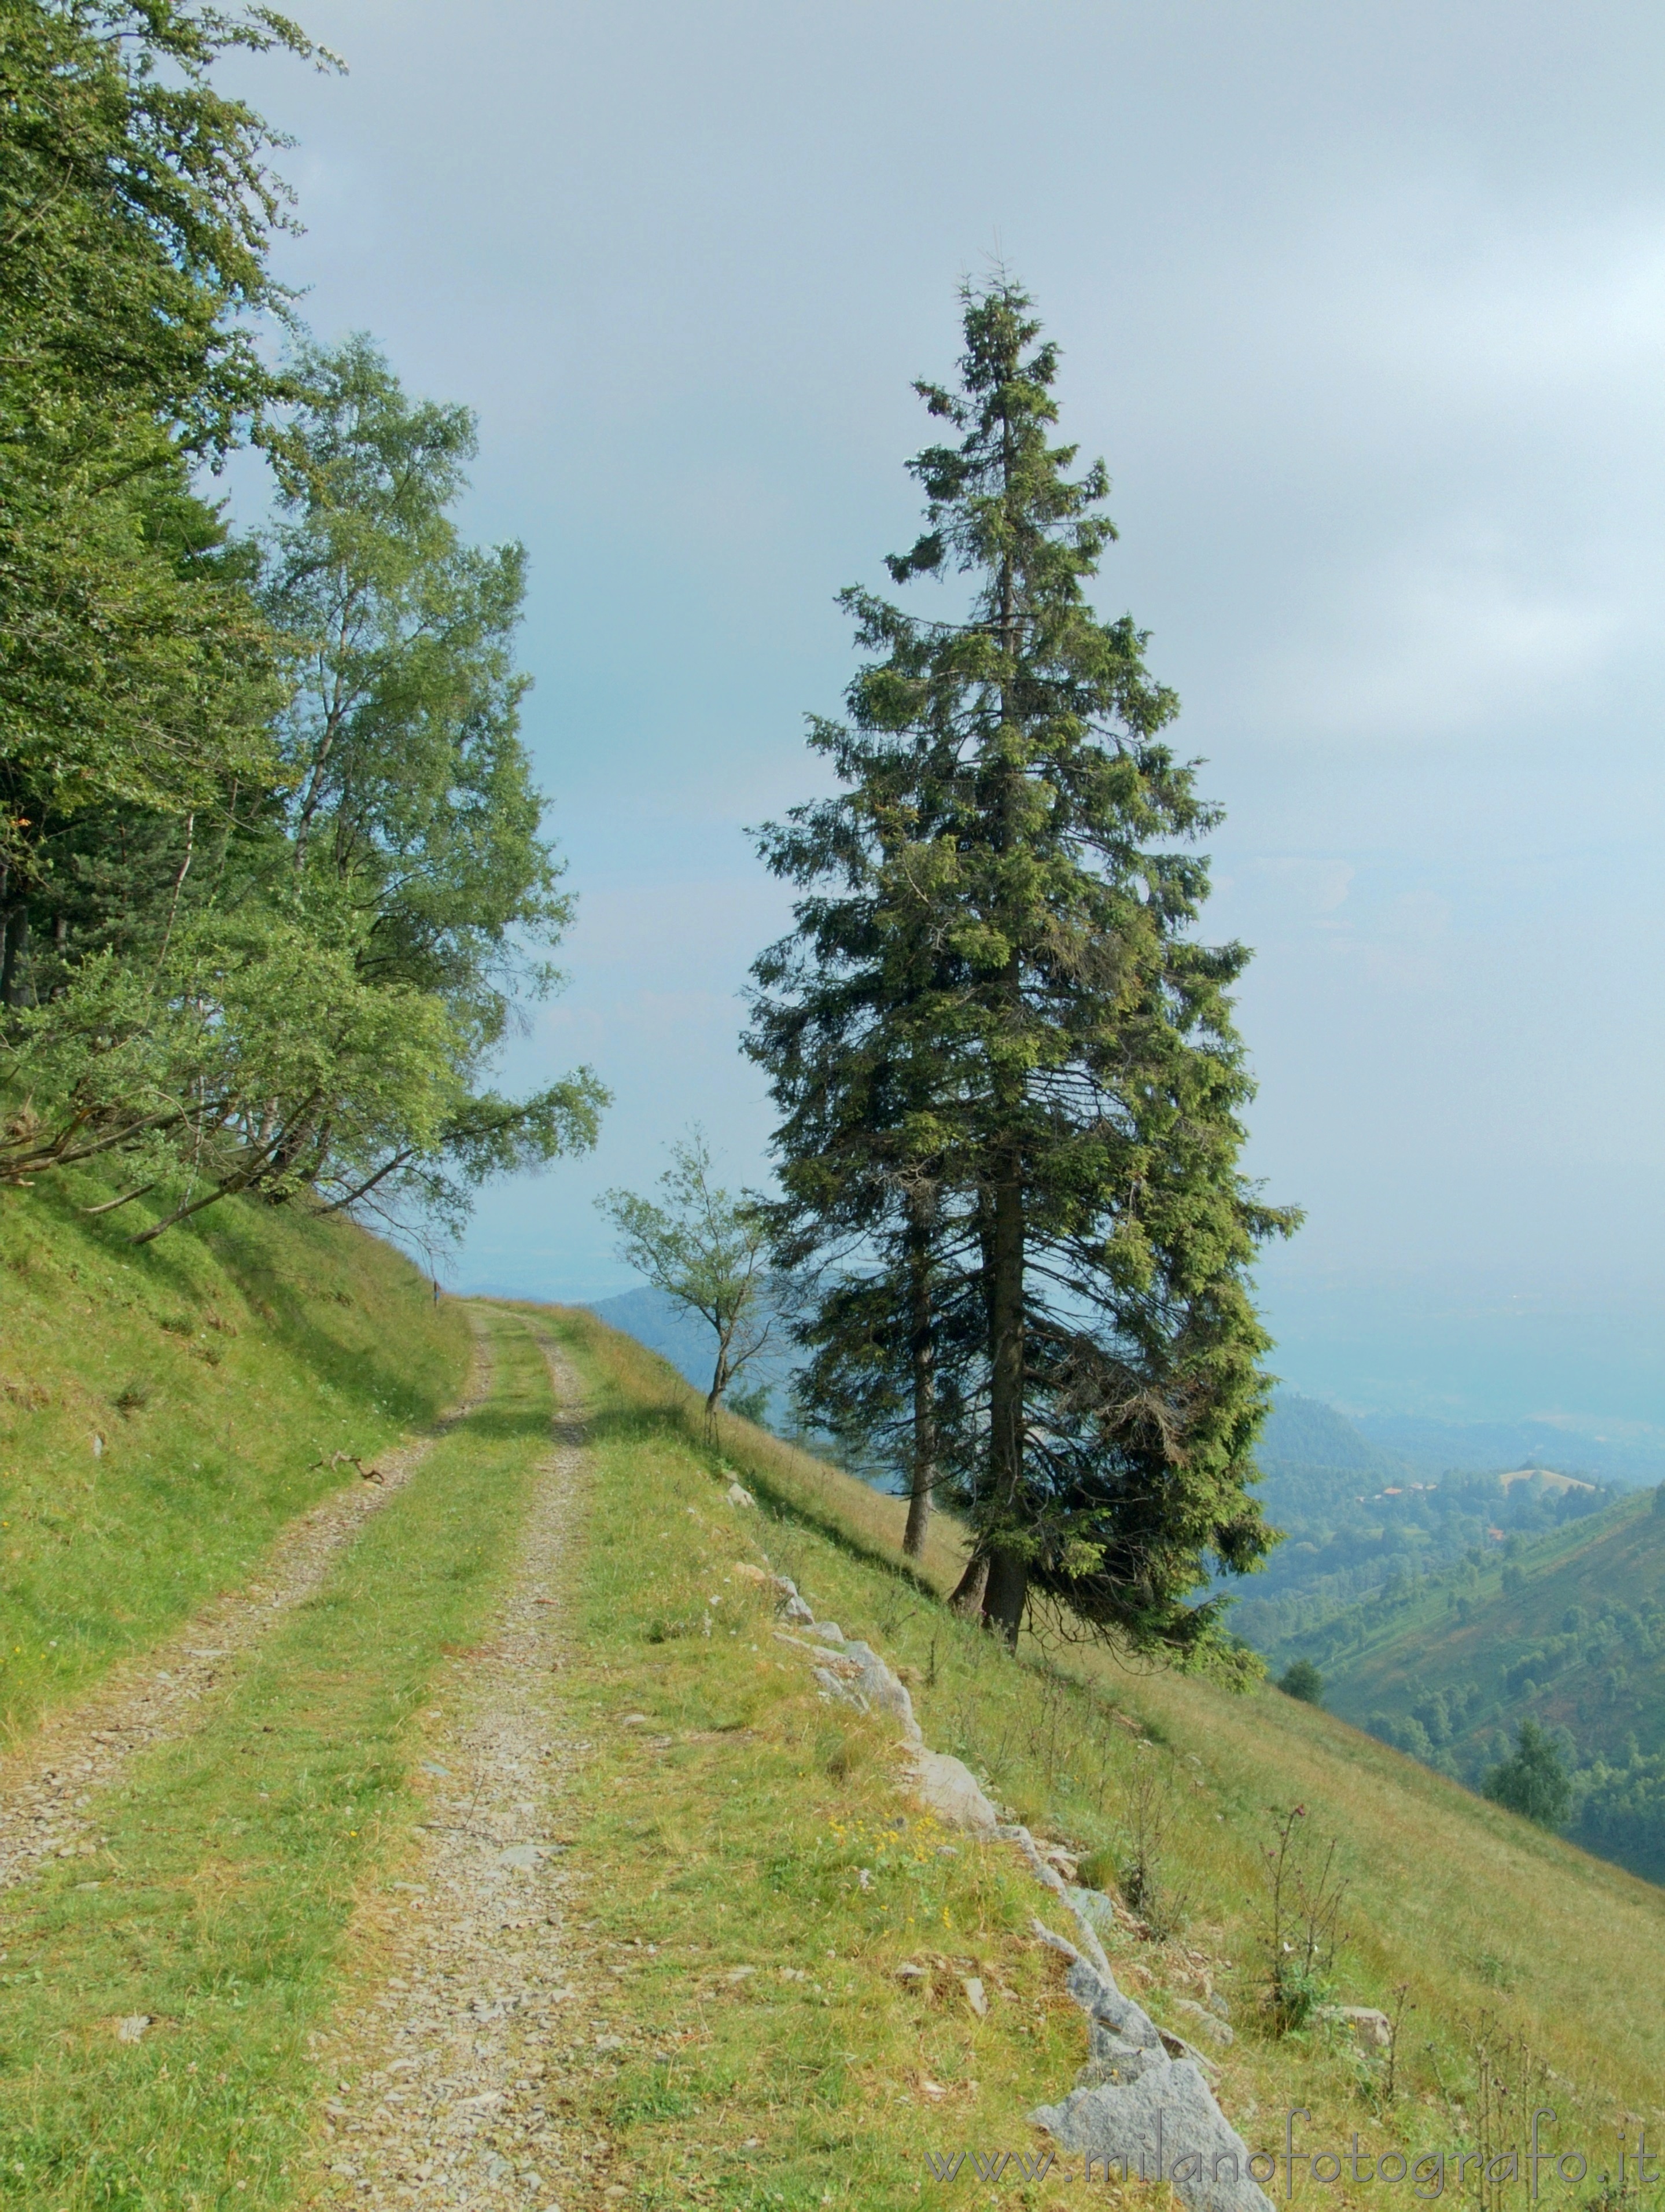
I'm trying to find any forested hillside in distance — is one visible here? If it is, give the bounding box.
[1226,1395,1616,1651]
[1273,1485,1665,1881]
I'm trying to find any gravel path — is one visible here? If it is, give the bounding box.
[0,1323,494,1894]
[308,1333,607,2212]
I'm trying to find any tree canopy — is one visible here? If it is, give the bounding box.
[0,9,604,1243]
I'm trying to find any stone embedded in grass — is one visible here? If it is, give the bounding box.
[725,1481,756,1508]
[909,1749,999,1834]
[961,1975,988,2018]
[1171,1996,1233,2046]
[115,2015,153,2042]
[1320,2004,1392,2049]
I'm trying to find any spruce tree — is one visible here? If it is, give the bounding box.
[752,276,1296,1654]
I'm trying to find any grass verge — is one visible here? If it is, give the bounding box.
[537,1306,1112,2211]
[544,1305,1665,2211]
[0,1303,550,2211]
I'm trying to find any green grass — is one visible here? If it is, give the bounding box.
[533,1307,1099,2211]
[0,1169,470,1739]
[543,1306,1665,2211]
[0,1303,551,2211]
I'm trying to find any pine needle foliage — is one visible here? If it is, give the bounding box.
[750,275,1296,1659]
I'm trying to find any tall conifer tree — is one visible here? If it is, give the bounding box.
[751,276,1296,1654]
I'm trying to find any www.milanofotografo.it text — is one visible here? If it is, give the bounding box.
[923,2110,1660,2195]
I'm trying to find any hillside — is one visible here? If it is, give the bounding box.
[1227,1393,1617,1651]
[1276,1484,1665,1878]
[1,1198,1664,2203]
[0,1164,472,1738]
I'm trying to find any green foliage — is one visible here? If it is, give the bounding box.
[0,0,315,881]
[598,1129,775,1414]
[1278,1658,1325,1705]
[750,275,1295,1655]
[1484,1720,1574,1830]
[0,19,603,1239]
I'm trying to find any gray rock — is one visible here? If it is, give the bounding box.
[1063,1955,1165,2054]
[909,1749,1000,1833]
[495,1844,542,1869]
[1074,2041,1165,2089]
[1064,1884,1120,1936]
[813,1665,867,1711]
[1322,2004,1392,2049]
[1172,1996,1235,2047]
[806,1621,845,1646]
[1033,2058,1273,2212]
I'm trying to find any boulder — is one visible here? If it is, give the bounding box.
[1033,2058,1272,2212]
[909,1749,1000,1834]
[1322,2004,1392,2050]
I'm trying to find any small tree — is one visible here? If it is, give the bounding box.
[599,1131,775,1421]
[1483,1720,1573,1829]
[1278,1659,1324,1706]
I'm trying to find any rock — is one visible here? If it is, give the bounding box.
[1064,1885,1120,1937]
[807,1621,845,1646]
[780,1592,815,1624]
[116,2015,152,2043]
[731,1562,771,1584]
[495,1844,542,1869]
[619,1713,649,1727]
[1172,1996,1234,2047]
[1323,2004,1392,2049]
[961,1975,988,2018]
[1033,2058,1273,2212]
[725,1481,756,1508]
[909,1749,999,1834]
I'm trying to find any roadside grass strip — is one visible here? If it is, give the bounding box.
[0,1306,551,2211]
[544,1308,1665,2212]
[541,1311,1100,2211]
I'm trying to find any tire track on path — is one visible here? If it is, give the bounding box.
[308,1326,604,2212]
[0,1319,495,1894]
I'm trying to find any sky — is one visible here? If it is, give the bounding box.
[226,0,1665,1433]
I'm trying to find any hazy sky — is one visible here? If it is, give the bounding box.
[233,1,1665,1430]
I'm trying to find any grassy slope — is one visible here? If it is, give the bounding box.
[0,1168,470,1738]
[1287,1489,1665,1764]
[547,1307,1665,2208]
[0,1303,554,2210]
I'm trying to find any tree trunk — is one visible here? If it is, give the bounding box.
[1,903,29,1009]
[949,1553,988,1617]
[982,1137,1026,1646]
[902,1211,936,1560]
[981,1546,1029,1648]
